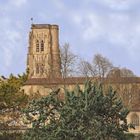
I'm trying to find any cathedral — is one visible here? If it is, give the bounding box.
[23,24,140,137]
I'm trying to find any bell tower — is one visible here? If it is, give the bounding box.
[27,24,62,79]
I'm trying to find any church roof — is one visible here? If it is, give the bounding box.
[24,77,140,111]
[25,77,91,85]
[24,77,140,85]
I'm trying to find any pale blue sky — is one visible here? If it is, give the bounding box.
[0,0,140,77]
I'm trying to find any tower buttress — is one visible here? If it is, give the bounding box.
[51,25,61,78]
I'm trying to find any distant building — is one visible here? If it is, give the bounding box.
[23,24,140,138]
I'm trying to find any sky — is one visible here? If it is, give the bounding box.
[0,0,140,77]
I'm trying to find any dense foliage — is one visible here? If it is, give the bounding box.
[23,82,131,140]
[0,132,22,140]
[0,73,28,109]
[0,73,28,129]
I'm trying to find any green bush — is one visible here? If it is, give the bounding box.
[0,132,22,140]
[23,82,132,140]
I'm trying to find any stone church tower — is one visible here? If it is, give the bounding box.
[27,24,62,78]
[24,24,140,137]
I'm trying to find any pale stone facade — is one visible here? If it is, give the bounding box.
[27,24,61,79]
[23,24,140,138]
[128,112,140,135]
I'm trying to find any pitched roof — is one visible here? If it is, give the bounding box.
[24,77,140,111]
[24,77,140,85]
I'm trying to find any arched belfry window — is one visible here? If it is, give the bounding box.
[41,40,44,51]
[131,113,139,127]
[36,40,39,52]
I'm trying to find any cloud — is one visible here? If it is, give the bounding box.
[51,0,65,10]
[71,7,139,51]
[9,0,27,7]
[65,1,140,75]
[95,0,138,11]
[0,14,25,76]
[0,0,140,76]
[82,14,104,41]
[0,0,28,16]
[1,29,22,67]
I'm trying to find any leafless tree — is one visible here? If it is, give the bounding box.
[78,54,114,78]
[93,54,113,78]
[60,43,78,78]
[60,44,135,79]
[78,60,96,77]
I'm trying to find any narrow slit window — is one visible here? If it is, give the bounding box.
[41,40,44,51]
[36,40,39,52]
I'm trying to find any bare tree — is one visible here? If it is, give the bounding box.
[78,60,96,77]
[93,54,113,78]
[78,54,113,78]
[60,44,135,79]
[60,43,78,78]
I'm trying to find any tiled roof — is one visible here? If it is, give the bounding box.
[25,77,92,85]
[24,77,140,111]
[24,77,140,85]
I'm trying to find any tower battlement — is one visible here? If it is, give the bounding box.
[31,24,58,29]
